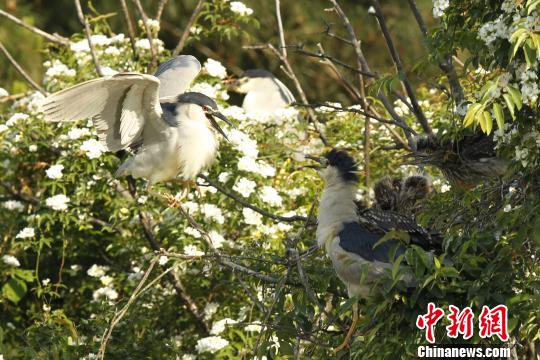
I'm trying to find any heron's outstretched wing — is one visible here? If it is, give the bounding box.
[40,73,163,152]
[154,55,201,101]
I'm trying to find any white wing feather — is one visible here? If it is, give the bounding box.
[154,55,201,101]
[40,73,162,152]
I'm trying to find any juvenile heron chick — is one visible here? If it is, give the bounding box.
[373,176,402,211]
[40,56,232,188]
[310,150,441,352]
[406,133,508,188]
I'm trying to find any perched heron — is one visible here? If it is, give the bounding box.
[406,132,508,188]
[231,69,295,114]
[40,55,232,189]
[308,149,441,352]
[374,175,433,215]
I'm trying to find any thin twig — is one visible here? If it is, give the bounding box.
[0,92,30,103]
[155,0,169,23]
[369,0,431,134]
[0,9,69,45]
[119,0,138,58]
[172,0,204,56]
[406,0,465,105]
[198,174,314,224]
[97,257,159,359]
[275,0,287,57]
[0,40,46,95]
[131,0,158,72]
[74,0,103,77]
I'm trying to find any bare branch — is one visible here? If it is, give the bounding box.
[172,0,204,56]
[131,0,158,72]
[74,0,103,77]
[0,9,69,45]
[198,174,315,225]
[118,0,138,58]
[275,0,287,57]
[0,40,46,95]
[369,0,432,134]
[155,0,169,23]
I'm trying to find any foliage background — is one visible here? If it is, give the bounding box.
[0,0,539,359]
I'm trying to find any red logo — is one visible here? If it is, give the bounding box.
[417,304,509,343]
[416,302,445,343]
[446,305,474,339]
[479,305,509,341]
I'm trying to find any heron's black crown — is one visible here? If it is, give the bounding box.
[325,149,359,183]
[177,92,218,110]
[242,69,275,79]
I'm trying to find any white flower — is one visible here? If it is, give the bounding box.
[46,164,64,179]
[0,87,9,97]
[16,227,35,239]
[28,144,38,152]
[2,200,24,212]
[182,200,199,213]
[200,204,225,224]
[233,178,256,197]
[244,322,262,332]
[190,26,203,35]
[67,127,91,140]
[218,172,231,183]
[189,82,218,98]
[2,255,20,267]
[71,264,82,273]
[230,1,253,16]
[184,244,204,257]
[196,336,229,353]
[242,208,263,226]
[158,255,169,265]
[104,46,121,56]
[181,355,196,360]
[208,231,227,249]
[367,6,376,14]
[100,275,114,286]
[138,18,160,32]
[228,129,259,158]
[80,139,106,159]
[6,113,29,126]
[204,59,227,79]
[440,184,451,193]
[260,186,283,207]
[42,278,51,286]
[204,302,219,320]
[210,318,238,335]
[137,195,148,204]
[503,204,512,212]
[185,226,202,238]
[432,0,449,18]
[100,66,119,76]
[87,264,109,278]
[43,303,51,311]
[92,286,119,301]
[46,194,70,211]
[0,124,8,133]
[44,60,76,80]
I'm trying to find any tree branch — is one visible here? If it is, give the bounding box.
[131,0,158,72]
[198,174,314,225]
[0,40,46,95]
[0,9,69,45]
[74,0,103,77]
[118,0,138,58]
[172,0,204,56]
[369,0,432,134]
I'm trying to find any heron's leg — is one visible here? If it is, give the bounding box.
[334,302,359,353]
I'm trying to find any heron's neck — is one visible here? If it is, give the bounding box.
[317,177,358,249]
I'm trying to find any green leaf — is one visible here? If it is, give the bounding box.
[511,30,529,59]
[482,111,493,134]
[463,103,482,127]
[524,40,536,67]
[392,254,405,279]
[527,0,540,14]
[503,94,516,120]
[493,102,505,129]
[2,278,27,304]
[434,256,441,270]
[507,85,523,110]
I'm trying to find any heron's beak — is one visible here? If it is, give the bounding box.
[304,154,327,169]
[207,110,233,141]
